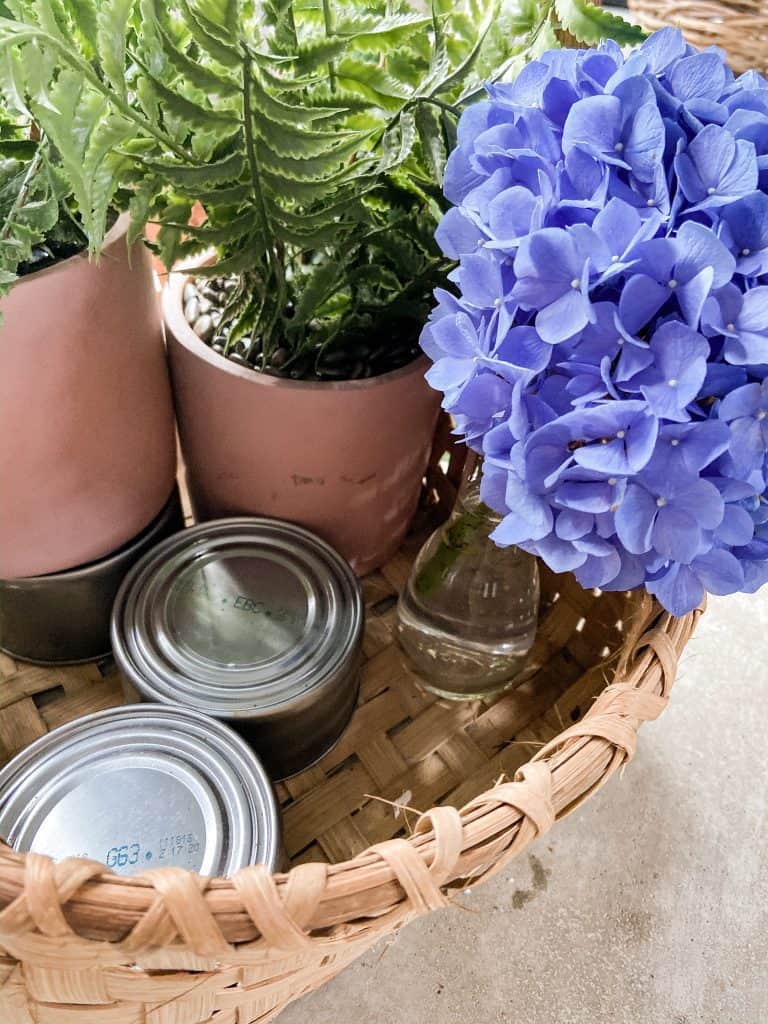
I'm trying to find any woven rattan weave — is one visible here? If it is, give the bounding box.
[629,0,768,73]
[0,419,700,1024]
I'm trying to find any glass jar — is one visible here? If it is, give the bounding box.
[396,454,540,701]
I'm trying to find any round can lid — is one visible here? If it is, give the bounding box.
[0,705,279,876]
[111,518,363,715]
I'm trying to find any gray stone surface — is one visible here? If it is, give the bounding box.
[278,592,768,1024]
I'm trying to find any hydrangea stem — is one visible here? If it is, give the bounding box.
[414,504,491,597]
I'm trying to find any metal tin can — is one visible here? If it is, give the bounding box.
[0,487,184,665]
[112,518,363,780]
[0,704,279,875]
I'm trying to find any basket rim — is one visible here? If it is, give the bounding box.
[0,592,701,957]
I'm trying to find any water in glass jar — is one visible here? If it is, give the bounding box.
[397,457,540,701]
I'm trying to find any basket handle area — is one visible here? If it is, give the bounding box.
[0,600,699,959]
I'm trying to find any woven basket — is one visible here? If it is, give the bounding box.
[628,0,768,74]
[0,416,700,1024]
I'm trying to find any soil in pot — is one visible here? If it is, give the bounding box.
[14,207,118,278]
[182,276,422,382]
[16,239,85,275]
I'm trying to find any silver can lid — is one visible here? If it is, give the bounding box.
[111,518,363,716]
[0,705,279,876]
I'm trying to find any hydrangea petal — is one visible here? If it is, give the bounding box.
[668,52,726,104]
[618,275,669,334]
[562,94,622,163]
[719,382,761,420]
[535,287,591,345]
[640,27,688,75]
[647,564,705,616]
[574,550,622,588]
[435,208,485,258]
[652,506,702,562]
[692,548,745,594]
[615,483,657,554]
[717,505,755,546]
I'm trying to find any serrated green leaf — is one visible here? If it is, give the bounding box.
[32,69,93,214]
[97,0,134,99]
[128,179,156,245]
[253,117,364,160]
[148,4,240,96]
[25,0,68,38]
[266,188,368,234]
[377,230,426,278]
[139,65,240,129]
[135,74,159,122]
[386,166,442,222]
[255,129,371,180]
[335,58,410,109]
[292,258,341,325]
[61,0,98,53]
[23,40,59,113]
[0,47,31,119]
[260,157,376,202]
[249,70,348,126]
[301,88,371,116]
[179,0,240,66]
[190,0,239,35]
[83,113,136,248]
[256,63,319,92]
[295,35,347,72]
[154,198,191,266]
[419,1,449,96]
[15,194,59,233]
[554,0,646,45]
[506,0,538,35]
[379,108,417,172]
[190,128,225,162]
[179,210,256,245]
[414,102,446,183]
[146,150,244,188]
[334,12,432,44]
[194,182,251,205]
[186,0,239,42]
[440,107,457,153]
[428,0,500,97]
[185,245,259,276]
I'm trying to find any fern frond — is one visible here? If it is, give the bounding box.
[554,0,646,45]
[61,0,98,54]
[96,0,134,99]
[178,0,240,66]
[255,130,372,181]
[145,150,244,188]
[138,63,240,129]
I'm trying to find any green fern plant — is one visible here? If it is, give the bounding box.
[0,0,645,374]
[0,110,88,296]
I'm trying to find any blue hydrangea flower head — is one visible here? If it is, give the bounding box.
[421,28,768,616]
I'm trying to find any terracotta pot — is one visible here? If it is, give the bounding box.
[164,269,441,576]
[0,216,178,579]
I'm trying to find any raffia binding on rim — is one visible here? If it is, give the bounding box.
[628,0,768,74]
[0,416,700,1024]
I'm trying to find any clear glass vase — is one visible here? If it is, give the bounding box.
[396,454,540,701]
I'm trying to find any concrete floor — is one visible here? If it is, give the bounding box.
[279,591,768,1024]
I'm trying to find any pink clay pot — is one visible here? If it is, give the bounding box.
[164,268,441,576]
[0,215,177,579]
